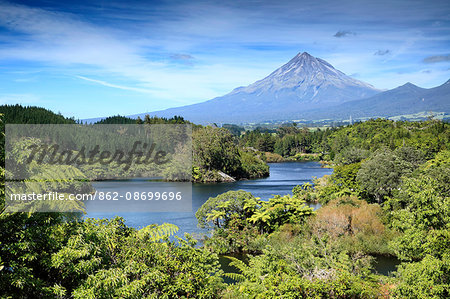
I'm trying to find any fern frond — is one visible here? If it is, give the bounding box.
[223,272,246,282]
[224,256,249,273]
[137,223,179,242]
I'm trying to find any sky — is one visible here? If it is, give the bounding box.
[0,0,449,119]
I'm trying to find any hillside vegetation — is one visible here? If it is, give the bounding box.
[0,106,449,298]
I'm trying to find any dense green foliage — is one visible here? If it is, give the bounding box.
[221,235,383,298]
[91,114,269,182]
[356,147,425,203]
[205,119,449,298]
[196,190,313,254]
[141,115,190,124]
[0,105,268,183]
[94,114,191,125]
[0,215,224,298]
[193,127,269,182]
[238,119,449,162]
[0,104,76,124]
[1,107,449,298]
[94,115,137,124]
[239,124,333,159]
[221,124,245,136]
[382,151,450,298]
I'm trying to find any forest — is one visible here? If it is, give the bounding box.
[0,104,449,298]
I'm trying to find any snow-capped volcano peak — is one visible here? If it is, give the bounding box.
[141,51,384,123]
[237,52,377,95]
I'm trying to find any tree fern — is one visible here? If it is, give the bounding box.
[223,272,246,283]
[223,256,256,283]
[225,256,249,272]
[137,223,179,242]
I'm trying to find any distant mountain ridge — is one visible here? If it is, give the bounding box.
[131,52,381,123]
[85,52,449,125]
[300,80,450,121]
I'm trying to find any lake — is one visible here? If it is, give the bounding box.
[85,161,399,276]
[85,161,332,235]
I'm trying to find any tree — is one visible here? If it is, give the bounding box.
[0,216,224,298]
[248,195,314,233]
[384,150,450,260]
[94,115,136,124]
[222,235,381,298]
[393,255,450,298]
[193,126,242,176]
[383,150,450,298]
[196,190,256,229]
[333,147,369,165]
[256,133,276,152]
[357,148,412,203]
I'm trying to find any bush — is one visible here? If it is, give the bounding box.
[394,255,450,298]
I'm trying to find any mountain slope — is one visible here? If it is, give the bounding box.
[134,52,380,123]
[229,52,378,106]
[301,80,450,120]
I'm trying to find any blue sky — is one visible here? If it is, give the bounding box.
[0,0,449,119]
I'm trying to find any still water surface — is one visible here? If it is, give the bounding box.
[86,162,332,235]
[85,161,399,276]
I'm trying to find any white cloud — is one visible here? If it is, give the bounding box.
[0,0,449,111]
[76,76,153,94]
[0,2,151,67]
[0,2,278,105]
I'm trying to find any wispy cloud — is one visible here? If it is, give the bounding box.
[170,54,195,61]
[76,76,153,93]
[423,54,450,63]
[0,0,449,118]
[374,49,390,56]
[169,53,195,65]
[334,31,356,38]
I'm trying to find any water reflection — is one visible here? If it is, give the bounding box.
[85,162,333,235]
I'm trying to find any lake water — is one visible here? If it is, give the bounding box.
[85,161,399,276]
[372,254,401,276]
[85,161,332,235]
